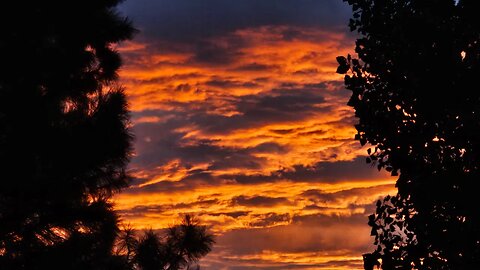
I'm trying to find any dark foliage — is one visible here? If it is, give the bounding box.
[135,230,167,270]
[117,215,215,270]
[0,2,215,269]
[338,0,480,269]
[0,0,135,268]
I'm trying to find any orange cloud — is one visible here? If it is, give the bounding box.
[115,25,392,269]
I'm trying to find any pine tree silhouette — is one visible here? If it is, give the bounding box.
[133,215,215,270]
[0,2,215,269]
[0,1,134,268]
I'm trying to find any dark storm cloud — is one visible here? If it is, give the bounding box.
[249,213,291,227]
[189,37,246,64]
[301,184,393,205]
[130,126,186,167]
[191,88,330,134]
[209,211,251,219]
[247,142,288,154]
[280,80,346,91]
[118,204,171,219]
[231,195,291,207]
[281,157,385,182]
[150,170,218,190]
[180,141,264,169]
[293,68,319,75]
[297,129,328,136]
[228,157,390,184]
[249,88,326,111]
[119,0,352,42]
[132,129,289,176]
[132,119,270,170]
[205,78,259,89]
[125,73,205,86]
[269,128,298,135]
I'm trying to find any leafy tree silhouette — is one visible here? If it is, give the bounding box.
[0,0,135,268]
[337,0,480,269]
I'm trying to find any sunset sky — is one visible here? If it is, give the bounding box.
[114,1,395,269]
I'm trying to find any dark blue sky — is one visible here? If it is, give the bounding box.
[119,0,352,42]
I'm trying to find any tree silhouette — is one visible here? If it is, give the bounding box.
[116,224,139,267]
[164,215,215,270]
[135,230,167,270]
[337,0,480,269]
[0,2,216,269]
[0,0,135,268]
[132,215,215,270]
